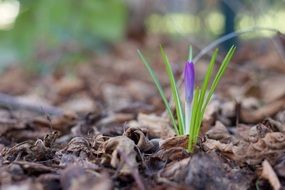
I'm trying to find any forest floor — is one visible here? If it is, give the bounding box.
[1,34,285,190]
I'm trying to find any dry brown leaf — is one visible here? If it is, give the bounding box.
[102,84,132,110]
[263,132,285,150]
[125,80,154,101]
[124,127,155,152]
[154,147,189,162]
[261,76,285,103]
[0,118,25,136]
[96,113,134,128]
[185,152,254,190]
[241,96,285,123]
[159,157,190,181]
[205,121,231,142]
[205,121,285,165]
[0,67,31,95]
[203,139,234,153]
[54,76,84,97]
[102,136,138,175]
[133,113,175,139]
[60,94,96,113]
[62,137,91,158]
[255,49,285,73]
[32,112,77,132]
[1,140,34,162]
[160,135,188,150]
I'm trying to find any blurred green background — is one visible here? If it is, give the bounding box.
[0,0,127,72]
[0,0,284,72]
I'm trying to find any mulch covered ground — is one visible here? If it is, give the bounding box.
[1,35,285,190]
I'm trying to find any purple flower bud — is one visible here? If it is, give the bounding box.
[184,61,195,103]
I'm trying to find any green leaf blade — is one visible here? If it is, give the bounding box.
[202,46,236,112]
[188,88,200,152]
[137,50,179,134]
[192,48,219,141]
[160,46,185,135]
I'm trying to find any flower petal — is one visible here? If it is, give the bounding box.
[184,61,195,103]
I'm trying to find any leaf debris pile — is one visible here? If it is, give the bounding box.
[1,36,285,189]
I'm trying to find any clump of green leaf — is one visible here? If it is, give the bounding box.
[188,46,236,151]
[138,45,236,152]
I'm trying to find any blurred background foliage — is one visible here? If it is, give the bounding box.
[0,0,284,73]
[0,0,127,72]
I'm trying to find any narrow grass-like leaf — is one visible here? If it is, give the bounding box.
[160,46,184,135]
[137,50,179,134]
[202,46,236,112]
[199,48,219,107]
[192,89,202,149]
[192,49,219,140]
[188,88,200,152]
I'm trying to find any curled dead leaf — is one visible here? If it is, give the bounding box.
[124,127,155,152]
[102,136,138,175]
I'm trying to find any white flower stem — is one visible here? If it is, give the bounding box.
[185,100,192,135]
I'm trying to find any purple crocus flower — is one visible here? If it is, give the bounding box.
[184,61,195,103]
[184,60,195,134]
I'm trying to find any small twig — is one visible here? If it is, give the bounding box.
[193,27,280,63]
[235,100,241,127]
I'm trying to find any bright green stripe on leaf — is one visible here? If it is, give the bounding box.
[137,50,179,134]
